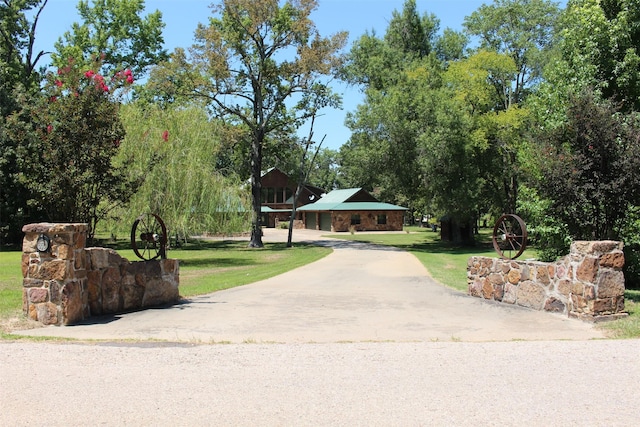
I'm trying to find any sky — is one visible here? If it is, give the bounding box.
[32,0,560,150]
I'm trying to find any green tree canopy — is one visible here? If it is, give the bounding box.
[384,0,438,59]
[464,0,560,106]
[5,59,139,239]
[556,0,640,111]
[341,0,441,91]
[0,0,49,97]
[52,0,167,77]
[536,89,640,240]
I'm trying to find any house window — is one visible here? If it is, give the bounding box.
[275,187,285,203]
[351,214,361,225]
[377,214,387,225]
[266,187,275,203]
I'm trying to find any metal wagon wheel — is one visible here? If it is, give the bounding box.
[131,213,167,260]
[492,214,528,260]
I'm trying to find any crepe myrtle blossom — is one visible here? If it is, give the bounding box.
[53,63,134,95]
[114,69,134,84]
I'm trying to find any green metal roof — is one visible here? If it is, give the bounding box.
[298,188,407,212]
[315,188,362,204]
[299,202,406,211]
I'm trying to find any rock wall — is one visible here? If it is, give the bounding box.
[22,223,179,326]
[332,211,404,232]
[467,241,627,322]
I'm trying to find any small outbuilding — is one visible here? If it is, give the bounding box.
[298,188,407,232]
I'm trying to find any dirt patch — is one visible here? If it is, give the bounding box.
[0,311,43,334]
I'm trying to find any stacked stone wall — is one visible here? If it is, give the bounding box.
[85,248,179,317]
[467,241,627,321]
[332,211,404,232]
[22,223,179,326]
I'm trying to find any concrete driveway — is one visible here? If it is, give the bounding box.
[12,228,604,343]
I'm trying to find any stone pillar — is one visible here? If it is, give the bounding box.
[569,241,626,321]
[22,223,88,325]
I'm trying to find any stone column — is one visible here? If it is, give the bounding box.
[570,241,626,321]
[22,223,88,325]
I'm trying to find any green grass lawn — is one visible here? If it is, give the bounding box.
[599,290,640,339]
[0,251,24,319]
[167,240,331,297]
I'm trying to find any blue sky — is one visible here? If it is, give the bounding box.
[33,0,561,150]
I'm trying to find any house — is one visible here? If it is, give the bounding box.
[297,188,407,232]
[260,167,325,228]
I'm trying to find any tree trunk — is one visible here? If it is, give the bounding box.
[286,182,303,248]
[248,135,264,248]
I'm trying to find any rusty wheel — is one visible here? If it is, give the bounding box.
[131,213,167,260]
[492,214,527,260]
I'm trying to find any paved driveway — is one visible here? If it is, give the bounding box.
[13,228,603,343]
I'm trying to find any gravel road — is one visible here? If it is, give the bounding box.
[1,340,639,426]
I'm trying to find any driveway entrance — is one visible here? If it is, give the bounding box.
[13,228,603,343]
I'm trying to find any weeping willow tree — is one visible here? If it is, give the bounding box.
[103,102,250,240]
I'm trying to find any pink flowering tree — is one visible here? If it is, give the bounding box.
[14,57,142,240]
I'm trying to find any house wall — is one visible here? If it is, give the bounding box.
[332,211,404,232]
[260,168,322,227]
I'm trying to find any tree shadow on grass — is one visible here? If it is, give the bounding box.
[398,240,496,256]
[626,289,640,303]
[100,238,314,252]
[179,257,257,268]
[155,241,318,268]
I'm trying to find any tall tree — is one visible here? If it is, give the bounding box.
[339,0,442,214]
[1,0,49,245]
[463,0,560,107]
[384,0,438,59]
[418,83,480,242]
[445,50,531,215]
[52,0,167,77]
[341,0,440,91]
[462,0,559,218]
[156,0,347,247]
